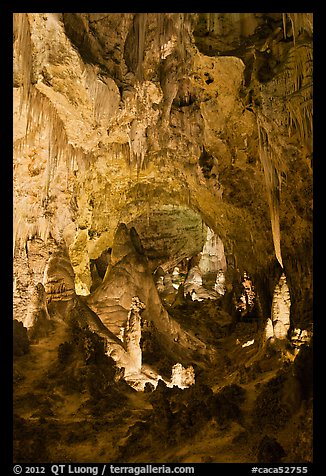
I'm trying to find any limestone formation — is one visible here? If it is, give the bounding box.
[170,363,195,389]
[198,228,227,275]
[124,297,145,373]
[236,272,256,314]
[13,237,57,327]
[86,223,209,368]
[265,318,274,341]
[184,265,203,297]
[43,247,76,305]
[271,273,291,339]
[214,270,226,295]
[25,283,52,338]
[263,273,292,346]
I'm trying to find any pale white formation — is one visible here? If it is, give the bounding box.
[183,227,228,300]
[170,363,195,389]
[118,326,125,342]
[242,339,255,348]
[265,318,274,341]
[122,362,196,393]
[172,267,180,276]
[214,270,226,295]
[271,273,291,339]
[198,228,227,275]
[156,275,165,293]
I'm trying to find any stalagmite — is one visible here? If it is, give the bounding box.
[124,296,146,372]
[183,266,203,297]
[265,318,274,341]
[198,228,227,275]
[214,270,226,295]
[25,283,52,338]
[12,12,312,463]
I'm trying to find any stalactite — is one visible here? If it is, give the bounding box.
[18,83,87,196]
[176,13,187,62]
[128,120,147,174]
[24,87,68,197]
[205,13,220,35]
[129,13,147,81]
[257,120,283,268]
[273,15,313,152]
[287,13,313,43]
[124,297,145,373]
[107,142,131,167]
[14,12,89,221]
[271,273,291,339]
[94,79,112,122]
[256,25,311,266]
[158,14,176,55]
[157,13,189,65]
[13,13,33,113]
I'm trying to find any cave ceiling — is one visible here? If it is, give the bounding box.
[12,11,314,465]
[13,12,312,325]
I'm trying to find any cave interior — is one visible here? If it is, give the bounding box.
[13,12,313,464]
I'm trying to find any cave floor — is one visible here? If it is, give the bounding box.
[13,317,309,464]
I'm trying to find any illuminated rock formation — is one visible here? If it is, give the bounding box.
[184,265,203,297]
[170,363,195,388]
[124,297,145,373]
[271,273,291,340]
[198,228,227,275]
[25,283,52,338]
